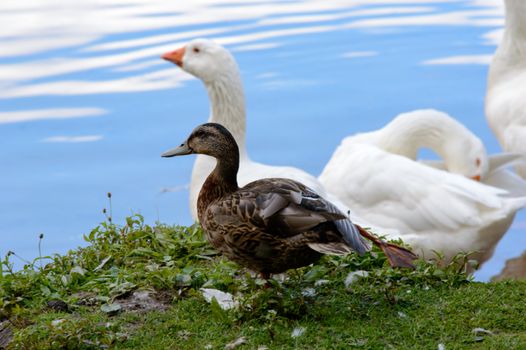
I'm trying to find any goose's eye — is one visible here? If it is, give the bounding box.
[193,47,200,53]
[476,158,481,167]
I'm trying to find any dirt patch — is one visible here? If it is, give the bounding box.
[492,251,526,281]
[116,290,172,313]
[0,320,13,349]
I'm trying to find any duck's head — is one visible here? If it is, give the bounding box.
[162,39,238,83]
[161,122,239,160]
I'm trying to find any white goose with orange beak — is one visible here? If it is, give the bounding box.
[319,109,526,265]
[162,38,333,221]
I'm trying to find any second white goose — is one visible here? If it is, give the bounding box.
[319,109,526,265]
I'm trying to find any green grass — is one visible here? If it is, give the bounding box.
[1,214,525,349]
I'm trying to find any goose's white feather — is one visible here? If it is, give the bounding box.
[486,0,526,178]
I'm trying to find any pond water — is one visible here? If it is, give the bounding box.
[1,0,523,281]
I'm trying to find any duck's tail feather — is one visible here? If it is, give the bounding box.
[356,226,418,269]
[307,242,352,256]
[333,218,370,255]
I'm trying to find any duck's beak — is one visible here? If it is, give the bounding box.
[471,175,481,181]
[161,47,185,67]
[161,142,193,157]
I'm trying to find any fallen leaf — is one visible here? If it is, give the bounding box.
[301,288,316,297]
[344,270,369,288]
[51,319,66,327]
[314,279,330,286]
[472,327,494,342]
[291,326,306,338]
[225,336,247,349]
[201,288,238,310]
[101,303,122,315]
[94,256,112,271]
[472,328,494,336]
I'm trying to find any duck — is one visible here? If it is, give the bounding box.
[486,0,526,178]
[319,109,526,265]
[161,123,417,277]
[161,38,334,221]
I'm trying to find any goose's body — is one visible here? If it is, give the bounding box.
[320,109,526,264]
[425,152,526,197]
[486,0,526,178]
[162,123,417,275]
[162,39,328,221]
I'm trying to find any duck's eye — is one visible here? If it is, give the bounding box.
[193,47,200,53]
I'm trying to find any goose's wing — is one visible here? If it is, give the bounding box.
[419,159,447,171]
[421,152,524,174]
[320,143,508,234]
[421,153,526,197]
[206,178,369,254]
[484,167,526,197]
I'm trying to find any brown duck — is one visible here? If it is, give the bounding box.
[162,123,417,279]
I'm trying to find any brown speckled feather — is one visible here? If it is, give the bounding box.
[199,177,369,274]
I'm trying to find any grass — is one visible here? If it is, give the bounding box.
[1,213,525,349]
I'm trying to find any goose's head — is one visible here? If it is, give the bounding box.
[384,110,490,181]
[443,132,488,181]
[161,122,238,160]
[162,39,238,83]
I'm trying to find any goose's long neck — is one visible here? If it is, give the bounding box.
[376,112,459,162]
[489,0,526,86]
[205,69,248,160]
[197,151,239,221]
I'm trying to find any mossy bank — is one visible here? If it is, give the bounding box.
[1,215,525,349]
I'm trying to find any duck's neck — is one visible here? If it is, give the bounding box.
[376,113,460,163]
[205,69,248,160]
[489,0,526,86]
[197,154,239,222]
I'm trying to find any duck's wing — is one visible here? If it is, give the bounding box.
[207,178,369,254]
[320,143,510,234]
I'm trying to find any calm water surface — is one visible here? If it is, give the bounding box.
[1,0,523,281]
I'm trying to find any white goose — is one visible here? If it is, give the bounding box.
[486,0,526,178]
[162,38,330,220]
[319,109,526,265]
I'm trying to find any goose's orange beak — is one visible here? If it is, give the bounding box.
[162,47,185,67]
[471,175,481,181]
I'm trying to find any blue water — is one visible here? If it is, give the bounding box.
[1,0,523,281]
